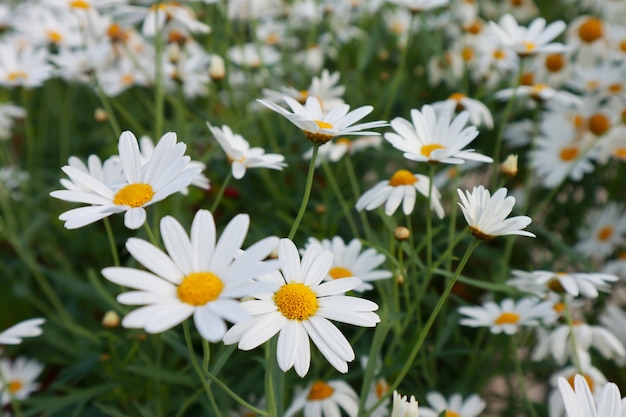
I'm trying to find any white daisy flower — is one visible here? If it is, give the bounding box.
[456,186,535,240]
[257,96,387,145]
[575,203,626,261]
[356,170,445,218]
[384,105,493,165]
[494,84,583,107]
[558,374,625,417]
[532,320,626,365]
[137,135,209,194]
[284,380,359,417]
[101,210,279,342]
[50,131,202,230]
[303,236,392,292]
[418,392,486,417]
[458,297,556,334]
[207,123,286,179]
[390,391,419,417]
[430,93,494,129]
[508,270,618,299]
[0,318,45,345]
[0,44,53,88]
[223,239,380,377]
[488,13,569,57]
[0,357,44,406]
[0,104,25,140]
[58,154,123,192]
[387,0,449,13]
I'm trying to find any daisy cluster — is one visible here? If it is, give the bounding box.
[2,0,626,416]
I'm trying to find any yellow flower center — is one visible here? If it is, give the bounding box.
[609,83,623,94]
[113,183,155,207]
[464,20,482,35]
[449,92,466,102]
[315,120,333,129]
[70,0,90,8]
[545,54,565,72]
[494,311,520,325]
[613,147,626,160]
[567,373,594,392]
[8,380,22,393]
[588,114,611,135]
[274,283,318,321]
[597,226,614,241]
[520,71,535,86]
[307,381,334,400]
[493,49,506,60]
[389,170,417,186]
[390,22,405,35]
[421,143,445,158]
[446,411,461,417]
[559,147,579,162]
[122,74,134,85]
[578,17,603,43]
[177,272,224,306]
[46,30,63,44]
[547,275,566,293]
[375,379,389,398]
[7,71,28,82]
[553,302,565,314]
[329,266,353,279]
[461,46,474,61]
[522,41,537,53]
[572,114,585,129]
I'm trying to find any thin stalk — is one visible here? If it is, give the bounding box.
[142,221,159,246]
[94,79,122,137]
[321,160,360,238]
[103,217,120,266]
[563,296,583,373]
[288,145,319,240]
[21,88,36,174]
[210,170,232,213]
[362,239,480,417]
[511,336,539,417]
[490,58,525,187]
[182,322,267,416]
[344,155,373,241]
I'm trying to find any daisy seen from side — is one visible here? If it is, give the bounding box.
[303,236,392,292]
[558,374,626,417]
[223,239,380,377]
[0,319,45,345]
[356,170,445,218]
[384,105,493,165]
[257,96,387,145]
[207,123,286,179]
[50,131,202,229]
[284,379,360,417]
[391,391,419,417]
[101,210,280,342]
[457,185,535,240]
[458,297,556,334]
[418,392,486,417]
[507,270,618,299]
[488,13,569,57]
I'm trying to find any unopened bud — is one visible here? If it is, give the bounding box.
[94,108,108,122]
[500,154,518,178]
[315,204,327,214]
[102,310,120,328]
[394,226,410,241]
[209,54,225,81]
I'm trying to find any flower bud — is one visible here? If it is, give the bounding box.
[102,310,120,328]
[209,54,225,81]
[500,154,518,178]
[94,108,108,122]
[394,226,410,241]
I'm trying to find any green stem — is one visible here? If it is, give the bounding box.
[210,170,232,213]
[154,2,165,139]
[21,88,36,175]
[511,336,539,417]
[103,217,120,266]
[94,79,122,137]
[321,160,360,238]
[264,339,279,417]
[182,322,267,416]
[288,145,319,241]
[362,239,480,417]
[142,221,159,246]
[490,58,525,187]
[562,296,583,374]
[344,155,373,241]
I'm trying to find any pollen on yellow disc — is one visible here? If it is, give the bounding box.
[494,311,520,325]
[446,411,461,417]
[545,54,565,72]
[389,170,418,186]
[588,114,611,135]
[567,373,594,392]
[46,30,63,44]
[7,71,28,82]
[113,183,155,207]
[597,226,614,241]
[578,17,603,43]
[547,277,565,293]
[70,0,90,8]
[329,266,353,279]
[177,272,224,306]
[420,143,445,158]
[274,283,319,321]
[559,147,579,162]
[307,381,335,401]
[8,380,23,393]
